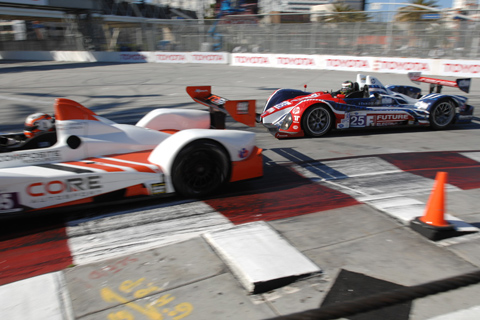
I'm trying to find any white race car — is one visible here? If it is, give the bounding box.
[0,88,262,215]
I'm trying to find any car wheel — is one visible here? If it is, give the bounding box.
[171,139,230,197]
[429,99,455,130]
[302,105,333,137]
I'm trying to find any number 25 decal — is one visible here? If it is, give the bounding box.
[350,115,366,127]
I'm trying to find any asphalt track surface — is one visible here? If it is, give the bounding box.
[0,60,480,320]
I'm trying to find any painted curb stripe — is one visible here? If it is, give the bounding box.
[0,227,72,286]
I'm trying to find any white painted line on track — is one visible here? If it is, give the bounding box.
[362,195,425,224]
[461,151,480,163]
[68,201,234,265]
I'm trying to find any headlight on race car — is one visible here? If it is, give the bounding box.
[280,114,293,130]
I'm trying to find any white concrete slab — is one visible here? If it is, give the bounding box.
[203,221,321,293]
[0,272,73,320]
[427,305,480,320]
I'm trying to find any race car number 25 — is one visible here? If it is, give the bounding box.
[0,192,22,213]
[350,115,366,127]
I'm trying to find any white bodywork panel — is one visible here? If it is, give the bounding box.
[136,109,210,131]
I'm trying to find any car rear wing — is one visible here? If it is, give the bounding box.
[186,86,256,128]
[408,72,471,94]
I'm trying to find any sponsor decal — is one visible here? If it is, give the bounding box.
[265,108,276,115]
[234,56,270,64]
[350,113,373,127]
[374,59,429,71]
[207,95,226,106]
[292,107,301,114]
[156,54,186,61]
[293,115,300,122]
[339,112,350,129]
[27,176,102,201]
[195,89,209,93]
[275,101,291,108]
[191,54,225,62]
[444,63,480,74]
[150,183,166,194]
[326,59,369,68]
[375,114,410,123]
[56,123,84,131]
[236,102,249,115]
[277,57,315,66]
[292,125,299,130]
[0,150,61,164]
[238,148,249,159]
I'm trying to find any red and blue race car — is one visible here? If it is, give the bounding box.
[257,72,474,139]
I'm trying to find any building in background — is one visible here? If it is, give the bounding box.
[258,0,365,13]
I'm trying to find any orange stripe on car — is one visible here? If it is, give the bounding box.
[107,150,153,163]
[160,129,179,135]
[87,157,158,173]
[230,147,263,182]
[64,161,124,172]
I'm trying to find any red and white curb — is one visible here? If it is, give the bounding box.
[67,201,234,265]
[290,153,480,236]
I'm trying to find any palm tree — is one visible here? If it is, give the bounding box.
[395,0,440,22]
[317,3,370,23]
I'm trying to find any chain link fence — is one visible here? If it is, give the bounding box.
[1,11,480,60]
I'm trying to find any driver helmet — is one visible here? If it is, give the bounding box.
[24,113,55,138]
[341,81,354,94]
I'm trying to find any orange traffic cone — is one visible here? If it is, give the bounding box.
[419,171,449,227]
[410,171,455,241]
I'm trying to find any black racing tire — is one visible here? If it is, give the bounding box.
[301,105,333,137]
[171,139,230,197]
[429,99,455,130]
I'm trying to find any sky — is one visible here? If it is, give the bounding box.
[366,0,454,11]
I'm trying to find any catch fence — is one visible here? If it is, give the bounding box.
[1,10,480,60]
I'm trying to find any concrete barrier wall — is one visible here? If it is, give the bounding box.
[1,51,479,78]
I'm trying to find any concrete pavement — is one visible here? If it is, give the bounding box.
[1,61,480,319]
